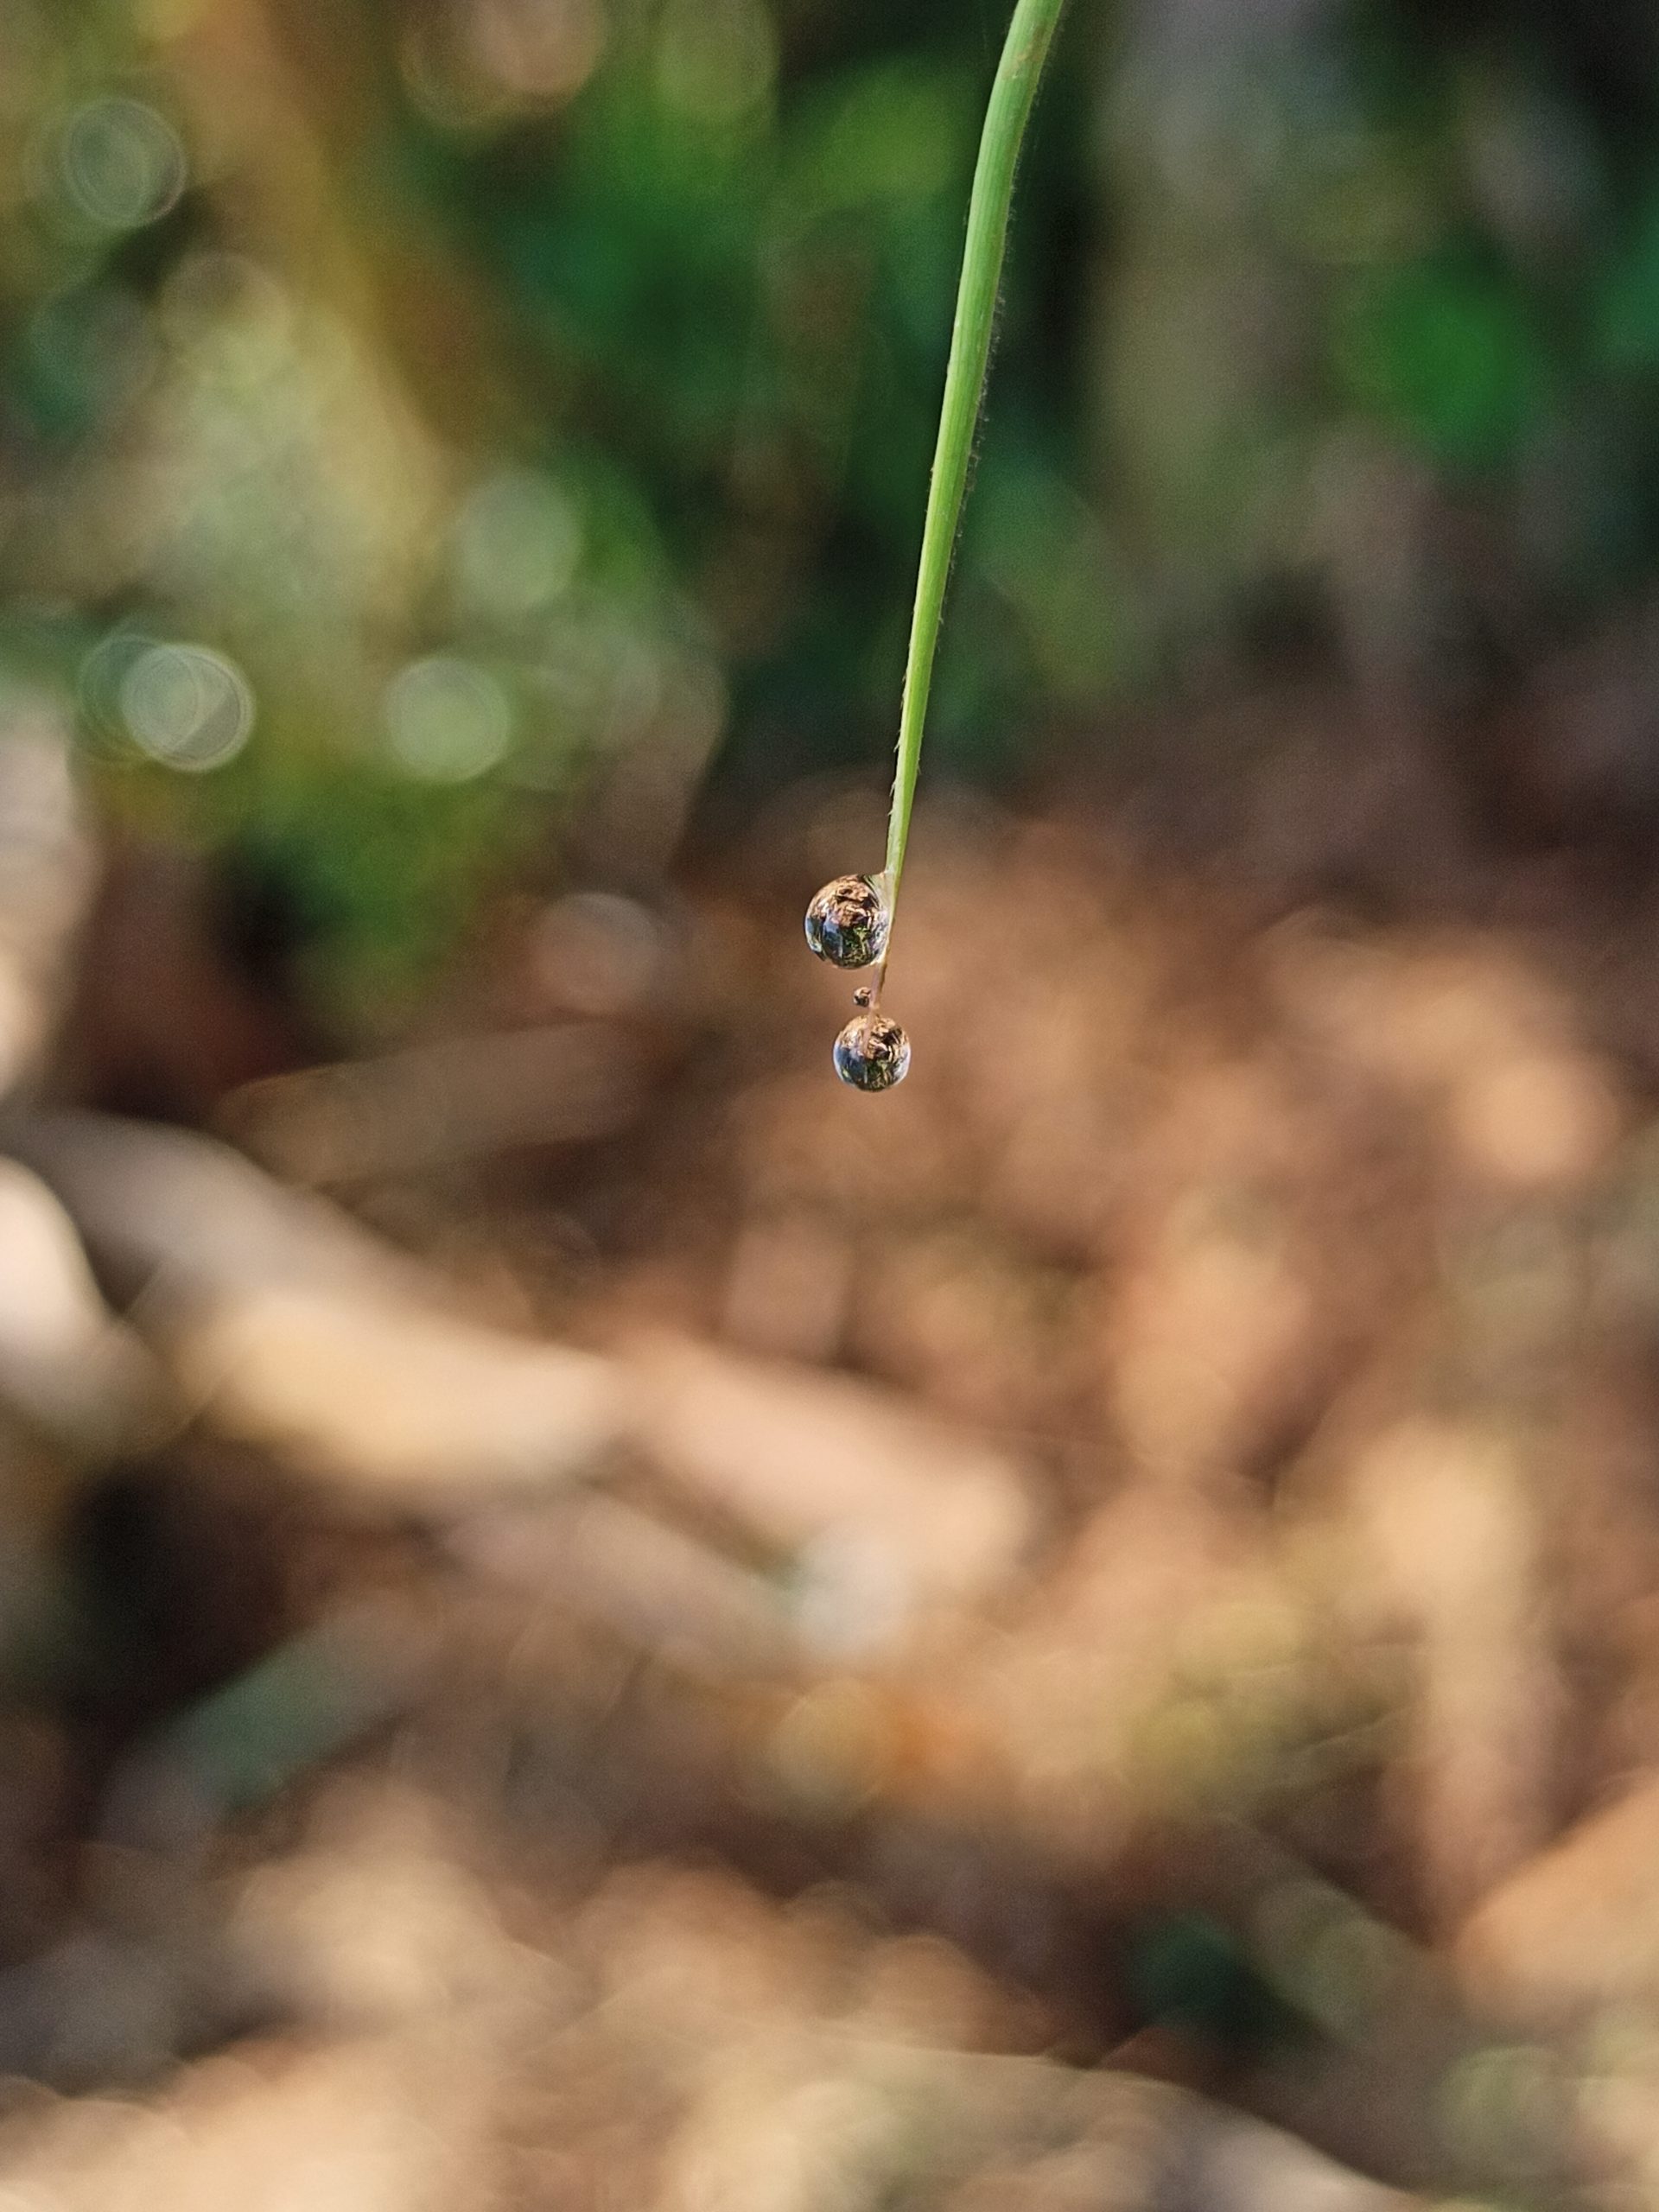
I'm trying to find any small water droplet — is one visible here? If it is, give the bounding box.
[833,1012,911,1093]
[852,985,873,1007]
[804,874,889,969]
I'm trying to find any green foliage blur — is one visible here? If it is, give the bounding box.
[1,0,1657,1024]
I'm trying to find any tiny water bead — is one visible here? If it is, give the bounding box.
[804,874,889,969]
[852,985,873,1007]
[833,1012,911,1093]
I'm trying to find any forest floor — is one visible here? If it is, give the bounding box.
[4,699,1659,2207]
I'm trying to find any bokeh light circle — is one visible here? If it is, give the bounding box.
[58,98,187,231]
[118,643,254,772]
[385,656,512,783]
[454,469,582,621]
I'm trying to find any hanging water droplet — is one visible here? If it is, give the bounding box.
[833,1012,911,1092]
[852,985,873,1007]
[804,874,889,969]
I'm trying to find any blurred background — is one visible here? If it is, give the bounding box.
[3,0,1659,2204]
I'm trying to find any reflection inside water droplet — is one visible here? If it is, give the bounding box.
[833,1012,910,1093]
[804,874,889,969]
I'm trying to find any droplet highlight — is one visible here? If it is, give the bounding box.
[833,1012,911,1093]
[804,874,889,969]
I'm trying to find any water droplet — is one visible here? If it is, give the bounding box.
[852,985,873,1007]
[804,874,888,969]
[833,1013,911,1093]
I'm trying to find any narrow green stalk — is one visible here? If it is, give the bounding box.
[883,0,1067,900]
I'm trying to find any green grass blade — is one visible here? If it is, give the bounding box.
[883,0,1069,901]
